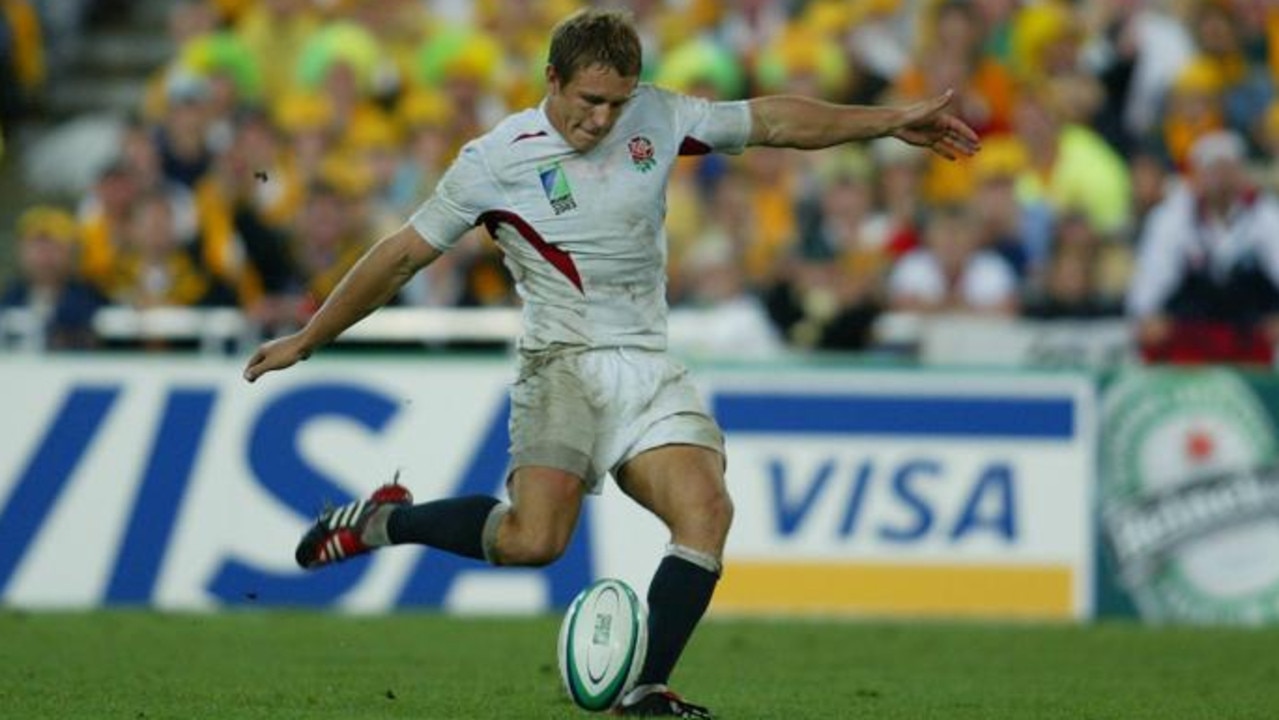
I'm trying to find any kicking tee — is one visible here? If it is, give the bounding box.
[409,84,751,351]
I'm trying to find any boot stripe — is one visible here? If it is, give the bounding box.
[329,500,365,529]
[347,500,366,526]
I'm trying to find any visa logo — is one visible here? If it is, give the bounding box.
[0,383,594,608]
[766,457,1017,543]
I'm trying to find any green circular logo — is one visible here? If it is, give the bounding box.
[1101,369,1279,624]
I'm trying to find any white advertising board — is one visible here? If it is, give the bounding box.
[917,315,1135,369]
[0,357,1094,619]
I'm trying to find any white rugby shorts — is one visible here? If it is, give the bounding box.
[508,346,724,493]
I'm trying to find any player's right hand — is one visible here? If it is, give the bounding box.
[243,333,313,383]
[890,89,981,161]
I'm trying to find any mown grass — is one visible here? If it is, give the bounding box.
[1,611,1275,719]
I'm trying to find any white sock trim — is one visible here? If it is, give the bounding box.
[359,505,396,547]
[480,502,510,565]
[667,543,722,576]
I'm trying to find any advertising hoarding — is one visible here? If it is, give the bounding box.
[0,358,1095,619]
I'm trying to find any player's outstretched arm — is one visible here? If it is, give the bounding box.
[747,90,980,159]
[243,224,442,383]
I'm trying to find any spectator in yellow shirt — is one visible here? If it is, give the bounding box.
[106,191,232,309]
[1188,0,1274,154]
[289,180,371,316]
[234,0,321,102]
[1013,80,1132,237]
[78,160,141,294]
[1159,58,1226,171]
[1,206,106,350]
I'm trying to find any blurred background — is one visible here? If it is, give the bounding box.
[2,0,1279,628]
[2,0,1277,361]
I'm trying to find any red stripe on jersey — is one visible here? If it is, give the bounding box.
[678,136,712,156]
[477,210,584,294]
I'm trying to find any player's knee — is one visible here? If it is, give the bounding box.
[703,487,734,540]
[673,486,733,547]
[499,524,571,567]
[509,536,568,567]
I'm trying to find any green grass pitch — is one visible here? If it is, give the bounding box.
[1,611,1276,719]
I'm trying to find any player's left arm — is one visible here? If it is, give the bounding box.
[242,224,440,382]
[747,90,980,159]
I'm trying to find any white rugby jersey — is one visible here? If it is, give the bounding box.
[409,84,752,351]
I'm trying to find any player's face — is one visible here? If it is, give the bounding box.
[545,64,638,152]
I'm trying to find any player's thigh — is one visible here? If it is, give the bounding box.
[509,351,602,490]
[615,444,732,551]
[505,465,587,553]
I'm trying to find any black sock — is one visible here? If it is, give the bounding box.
[386,496,500,560]
[637,553,719,687]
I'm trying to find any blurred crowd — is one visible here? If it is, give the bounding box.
[3,0,1279,361]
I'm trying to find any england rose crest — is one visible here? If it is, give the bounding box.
[628,136,656,172]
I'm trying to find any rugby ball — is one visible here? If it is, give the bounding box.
[557,578,648,712]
